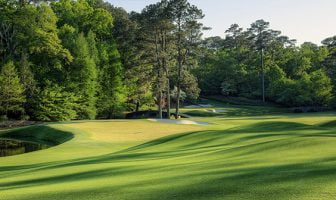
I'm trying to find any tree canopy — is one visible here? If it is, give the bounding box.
[0,0,335,121]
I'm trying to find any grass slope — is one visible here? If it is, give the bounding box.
[1,104,336,200]
[0,125,73,145]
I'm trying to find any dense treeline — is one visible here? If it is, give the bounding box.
[0,0,203,121]
[197,22,336,107]
[0,0,126,121]
[0,0,335,122]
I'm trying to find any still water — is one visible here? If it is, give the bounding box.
[0,139,49,157]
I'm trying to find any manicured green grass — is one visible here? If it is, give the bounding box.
[1,106,336,199]
[183,98,289,118]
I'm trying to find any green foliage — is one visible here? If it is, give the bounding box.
[305,70,333,105]
[180,70,200,100]
[0,62,26,117]
[107,6,155,112]
[125,71,155,111]
[97,41,125,118]
[51,0,113,38]
[19,56,39,116]
[2,0,336,122]
[35,84,77,121]
[70,33,98,120]
[268,70,333,106]
[171,86,187,102]
[32,4,72,62]
[86,8,113,37]
[86,30,100,64]
[196,20,336,108]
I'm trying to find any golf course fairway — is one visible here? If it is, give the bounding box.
[1,106,336,200]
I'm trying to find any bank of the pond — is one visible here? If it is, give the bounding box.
[0,139,49,157]
[0,125,74,146]
[0,124,74,157]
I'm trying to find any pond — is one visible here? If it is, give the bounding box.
[0,139,49,157]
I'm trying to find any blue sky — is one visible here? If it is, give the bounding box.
[107,0,336,45]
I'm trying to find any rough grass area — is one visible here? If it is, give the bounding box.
[1,104,336,200]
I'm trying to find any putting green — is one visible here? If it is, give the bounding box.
[1,108,336,199]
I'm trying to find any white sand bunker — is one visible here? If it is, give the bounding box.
[207,109,226,113]
[148,119,209,125]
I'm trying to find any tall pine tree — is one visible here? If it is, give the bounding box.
[71,33,98,120]
[97,41,125,119]
[19,55,38,117]
[0,62,26,118]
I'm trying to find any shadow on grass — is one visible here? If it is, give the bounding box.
[152,157,336,200]
[0,125,74,157]
[2,120,336,199]
[0,125,74,146]
[3,155,336,200]
[0,165,160,190]
[319,120,336,128]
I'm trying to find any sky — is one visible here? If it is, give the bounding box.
[106,0,336,45]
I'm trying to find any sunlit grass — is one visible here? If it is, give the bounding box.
[1,105,336,200]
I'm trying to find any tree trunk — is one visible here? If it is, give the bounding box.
[166,70,171,119]
[175,19,182,119]
[162,29,170,119]
[176,65,182,119]
[154,29,163,119]
[135,101,140,112]
[158,90,163,119]
[261,48,265,102]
